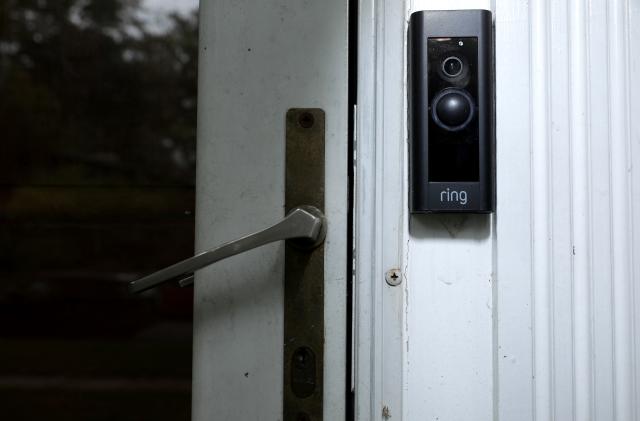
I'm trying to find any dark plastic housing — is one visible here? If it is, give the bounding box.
[409,10,495,213]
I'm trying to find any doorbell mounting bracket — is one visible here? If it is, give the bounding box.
[409,9,495,213]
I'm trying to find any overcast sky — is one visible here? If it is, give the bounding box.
[138,0,199,33]
[143,0,199,15]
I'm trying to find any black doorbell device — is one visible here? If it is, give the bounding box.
[409,9,494,213]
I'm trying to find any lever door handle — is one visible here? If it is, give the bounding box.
[129,205,326,294]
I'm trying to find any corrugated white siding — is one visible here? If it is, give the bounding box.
[497,0,640,420]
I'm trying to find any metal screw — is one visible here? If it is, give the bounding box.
[385,268,402,286]
[298,112,315,128]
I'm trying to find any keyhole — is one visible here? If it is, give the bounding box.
[291,347,316,398]
[294,347,311,369]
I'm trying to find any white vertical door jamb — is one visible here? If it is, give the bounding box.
[494,0,534,419]
[356,1,495,420]
[354,0,406,419]
[405,1,495,421]
[631,2,640,417]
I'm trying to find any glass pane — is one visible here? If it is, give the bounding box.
[427,37,479,182]
[0,1,198,419]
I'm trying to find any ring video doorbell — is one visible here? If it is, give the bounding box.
[409,10,495,213]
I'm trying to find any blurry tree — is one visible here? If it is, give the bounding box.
[0,0,198,186]
[0,0,199,336]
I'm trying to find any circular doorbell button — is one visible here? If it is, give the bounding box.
[431,88,475,131]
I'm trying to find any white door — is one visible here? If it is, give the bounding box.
[192,1,350,420]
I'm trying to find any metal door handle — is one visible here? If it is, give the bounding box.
[129,205,326,293]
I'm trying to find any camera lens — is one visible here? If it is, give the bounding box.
[442,56,463,78]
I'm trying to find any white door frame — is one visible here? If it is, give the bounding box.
[353,0,407,419]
